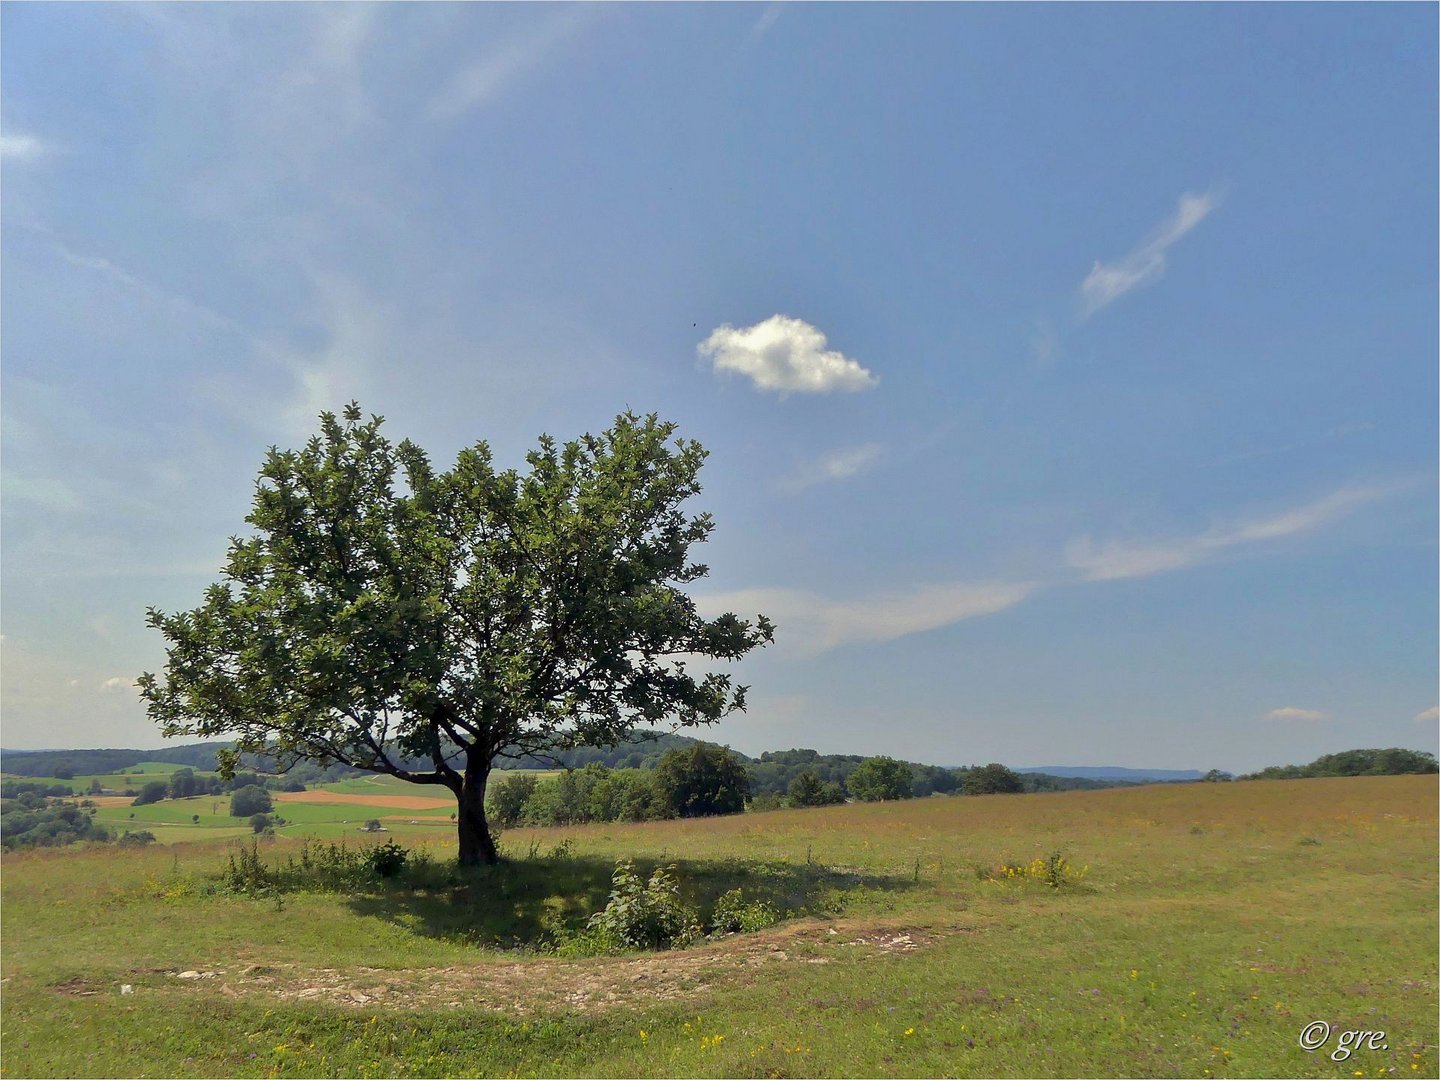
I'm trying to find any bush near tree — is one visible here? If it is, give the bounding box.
[847,756,914,802]
[487,773,539,828]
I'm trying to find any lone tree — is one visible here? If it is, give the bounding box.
[139,405,773,865]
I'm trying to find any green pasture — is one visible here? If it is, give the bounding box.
[2,775,1435,1078]
[93,794,455,837]
[318,770,559,797]
[4,762,221,795]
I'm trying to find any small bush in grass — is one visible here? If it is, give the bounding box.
[582,861,701,951]
[364,840,409,878]
[709,888,780,934]
[117,830,157,847]
[224,838,272,894]
[978,851,1088,888]
[250,813,270,834]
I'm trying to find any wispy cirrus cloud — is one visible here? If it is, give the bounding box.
[699,479,1407,657]
[700,315,878,394]
[696,580,1038,655]
[1263,706,1328,722]
[426,7,598,124]
[750,3,784,40]
[1414,705,1439,725]
[50,238,243,336]
[1081,190,1219,316]
[780,443,885,492]
[1065,483,1400,582]
[0,130,53,161]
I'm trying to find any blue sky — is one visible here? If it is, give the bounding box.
[2,3,1435,771]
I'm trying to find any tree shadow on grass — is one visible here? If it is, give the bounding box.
[341,851,917,949]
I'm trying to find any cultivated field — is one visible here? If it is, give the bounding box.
[1,775,1435,1078]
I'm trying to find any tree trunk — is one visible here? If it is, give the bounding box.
[455,759,497,866]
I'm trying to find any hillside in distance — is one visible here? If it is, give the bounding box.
[1017,765,1207,782]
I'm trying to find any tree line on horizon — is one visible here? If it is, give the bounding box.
[0,732,1115,798]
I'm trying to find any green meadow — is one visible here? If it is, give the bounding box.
[2,775,1435,1078]
[13,761,221,797]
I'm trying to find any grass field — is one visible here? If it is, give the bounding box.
[3,761,221,796]
[2,775,1435,1078]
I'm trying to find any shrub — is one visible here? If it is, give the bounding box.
[363,819,383,832]
[709,888,780,934]
[979,851,1089,888]
[250,813,271,834]
[117,830,157,847]
[585,861,700,951]
[364,840,409,878]
[748,791,783,812]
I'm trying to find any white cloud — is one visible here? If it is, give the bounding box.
[1029,317,1060,369]
[1066,484,1397,582]
[1414,706,1439,726]
[1081,190,1218,316]
[101,676,137,692]
[1,473,85,514]
[0,131,52,161]
[699,315,877,394]
[695,580,1037,654]
[1263,707,1328,722]
[781,443,884,491]
[750,4,784,40]
[427,8,596,124]
[50,239,241,335]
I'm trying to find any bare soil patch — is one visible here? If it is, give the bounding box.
[138,919,972,1015]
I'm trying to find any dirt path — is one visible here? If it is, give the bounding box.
[121,920,974,1016]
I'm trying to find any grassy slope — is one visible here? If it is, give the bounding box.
[1,776,1435,1079]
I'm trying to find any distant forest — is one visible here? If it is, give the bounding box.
[5,735,1433,793]
[1237,747,1437,780]
[1,731,1120,795]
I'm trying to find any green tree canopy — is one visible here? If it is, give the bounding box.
[230,785,273,817]
[140,406,772,864]
[653,744,750,817]
[133,780,168,806]
[847,756,914,802]
[962,762,1024,795]
[786,768,846,807]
